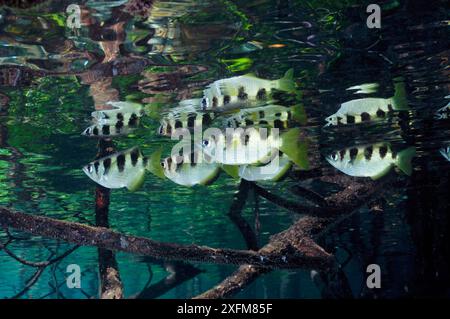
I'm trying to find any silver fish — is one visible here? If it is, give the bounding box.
[200,127,308,169]
[325,80,407,126]
[223,104,296,129]
[157,112,215,137]
[201,69,295,110]
[326,143,416,180]
[160,151,220,186]
[83,147,148,191]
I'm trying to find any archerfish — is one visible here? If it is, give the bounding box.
[82,147,148,191]
[440,146,450,162]
[324,79,408,126]
[146,148,220,187]
[82,101,144,137]
[223,104,306,129]
[91,101,145,121]
[326,143,416,180]
[157,111,215,137]
[201,69,296,110]
[199,127,309,169]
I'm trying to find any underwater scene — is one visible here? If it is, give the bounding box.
[0,0,449,299]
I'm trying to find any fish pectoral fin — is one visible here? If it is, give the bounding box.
[127,169,146,192]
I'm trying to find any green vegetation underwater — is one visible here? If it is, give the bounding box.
[0,0,449,299]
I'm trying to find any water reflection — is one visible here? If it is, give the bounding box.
[0,0,449,299]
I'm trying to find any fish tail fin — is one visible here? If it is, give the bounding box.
[277,68,296,93]
[291,103,308,125]
[221,164,240,179]
[391,78,408,110]
[146,147,166,179]
[396,146,416,176]
[279,128,309,169]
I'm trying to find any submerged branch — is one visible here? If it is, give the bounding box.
[0,207,333,270]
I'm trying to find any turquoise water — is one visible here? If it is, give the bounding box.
[0,0,449,299]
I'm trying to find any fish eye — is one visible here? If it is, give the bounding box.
[202,139,209,147]
[158,125,164,135]
[160,161,166,168]
[88,164,93,173]
[330,152,338,161]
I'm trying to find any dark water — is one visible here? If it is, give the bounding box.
[0,0,449,299]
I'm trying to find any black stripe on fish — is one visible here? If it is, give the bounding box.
[143,157,148,167]
[349,148,358,162]
[392,150,397,160]
[376,109,386,118]
[364,146,373,160]
[223,95,230,105]
[166,123,172,135]
[212,97,218,108]
[187,115,195,128]
[256,88,267,100]
[102,125,110,135]
[244,134,250,145]
[166,157,173,170]
[347,115,355,124]
[259,120,268,125]
[337,116,342,124]
[190,152,197,166]
[259,111,265,118]
[117,113,124,121]
[103,158,111,175]
[361,112,371,122]
[115,120,123,134]
[93,127,99,136]
[387,104,394,112]
[175,120,182,129]
[275,112,282,117]
[238,87,248,100]
[94,161,99,174]
[117,154,126,172]
[245,119,254,126]
[128,113,138,126]
[379,145,388,159]
[203,113,212,125]
[274,119,284,129]
[131,149,140,166]
[339,149,346,160]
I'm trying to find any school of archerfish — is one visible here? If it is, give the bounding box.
[81,69,447,191]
